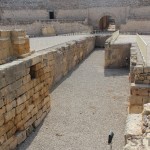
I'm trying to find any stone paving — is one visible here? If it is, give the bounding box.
[17,49,129,150]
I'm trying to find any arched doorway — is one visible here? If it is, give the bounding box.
[99,16,116,31]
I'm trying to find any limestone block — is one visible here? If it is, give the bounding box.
[16,131,26,145]
[0,125,6,137]
[43,95,50,106]
[16,103,25,115]
[11,30,26,38]
[12,43,27,56]
[4,121,14,136]
[26,88,34,100]
[11,78,23,91]
[16,85,26,97]
[0,115,4,127]
[133,65,144,74]
[6,100,16,112]
[129,105,143,114]
[0,31,10,38]
[31,63,42,71]
[7,126,16,139]
[21,109,28,119]
[34,83,44,93]
[11,30,30,57]
[129,95,143,105]
[30,54,42,66]
[0,135,6,146]
[31,107,38,117]
[130,83,150,96]
[0,136,15,150]
[0,106,6,116]
[4,108,16,123]
[17,113,32,130]
[143,103,150,115]
[22,75,31,85]
[17,94,27,106]
[24,81,34,92]
[124,139,147,150]
[14,114,22,125]
[143,96,150,104]
[0,37,12,65]
[27,104,34,113]
[144,67,150,73]
[33,112,47,128]
[37,102,43,110]
[36,109,42,120]
[42,25,56,36]
[24,116,36,129]
[0,99,4,109]
[35,68,44,78]
[9,137,18,150]
[125,114,142,143]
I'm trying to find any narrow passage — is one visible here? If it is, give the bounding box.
[18,49,129,150]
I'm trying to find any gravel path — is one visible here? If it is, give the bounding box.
[17,49,129,150]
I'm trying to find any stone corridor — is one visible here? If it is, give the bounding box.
[17,49,129,150]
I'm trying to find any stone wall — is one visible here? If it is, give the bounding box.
[52,37,95,84]
[0,30,30,65]
[0,31,95,149]
[1,3,150,33]
[124,41,150,150]
[95,35,111,48]
[129,42,150,114]
[1,9,48,21]
[105,34,131,69]
[120,19,150,33]
[105,44,131,68]
[0,21,92,36]
[0,0,149,10]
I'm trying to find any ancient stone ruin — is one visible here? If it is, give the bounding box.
[0,1,150,150]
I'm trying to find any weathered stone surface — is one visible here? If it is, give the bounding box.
[0,30,30,65]
[0,35,95,150]
[143,103,150,116]
[125,114,142,142]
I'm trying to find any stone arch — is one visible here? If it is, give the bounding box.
[98,12,119,31]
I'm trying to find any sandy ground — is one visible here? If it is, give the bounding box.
[17,49,129,150]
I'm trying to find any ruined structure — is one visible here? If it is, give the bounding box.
[0,0,150,149]
[0,0,150,35]
[0,29,95,149]
[104,32,150,149]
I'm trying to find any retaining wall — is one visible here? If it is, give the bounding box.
[0,32,95,149]
[124,41,150,149]
[105,34,131,68]
[0,21,92,36]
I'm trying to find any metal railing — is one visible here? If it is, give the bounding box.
[61,30,114,36]
[105,30,119,45]
[136,34,148,65]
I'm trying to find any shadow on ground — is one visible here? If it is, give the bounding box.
[104,68,129,77]
[16,121,44,150]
